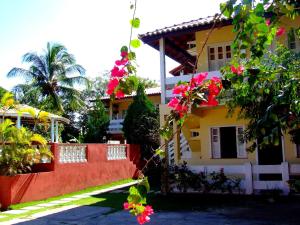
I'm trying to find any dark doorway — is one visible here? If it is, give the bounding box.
[220,127,237,158]
[258,137,283,180]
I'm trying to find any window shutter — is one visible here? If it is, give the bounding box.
[211,128,221,158]
[236,126,247,158]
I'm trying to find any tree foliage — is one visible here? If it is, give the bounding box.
[220,0,300,148]
[222,46,300,150]
[123,84,160,158]
[79,97,110,143]
[7,42,87,114]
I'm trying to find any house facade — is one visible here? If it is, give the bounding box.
[102,87,161,143]
[139,16,300,194]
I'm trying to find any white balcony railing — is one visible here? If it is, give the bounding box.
[165,71,222,98]
[108,119,124,134]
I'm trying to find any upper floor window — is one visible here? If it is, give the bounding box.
[208,44,232,71]
[210,126,246,159]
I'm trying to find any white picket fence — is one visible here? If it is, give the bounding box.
[189,162,300,194]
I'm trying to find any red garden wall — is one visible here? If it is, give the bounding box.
[0,144,140,209]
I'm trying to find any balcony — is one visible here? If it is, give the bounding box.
[165,71,221,98]
[107,119,124,134]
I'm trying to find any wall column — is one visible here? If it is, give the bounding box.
[244,162,253,194]
[159,37,166,104]
[55,120,59,143]
[16,115,21,129]
[173,122,179,165]
[281,162,290,195]
[51,119,55,143]
[109,101,113,120]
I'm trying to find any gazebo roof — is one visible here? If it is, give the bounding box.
[0,104,70,124]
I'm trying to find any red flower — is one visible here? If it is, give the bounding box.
[172,84,189,97]
[121,51,128,58]
[123,202,130,210]
[111,66,126,77]
[276,27,285,37]
[106,78,119,95]
[193,72,207,85]
[143,205,154,216]
[116,90,125,98]
[167,97,179,108]
[266,19,271,26]
[175,104,188,112]
[137,214,150,225]
[115,58,129,66]
[230,65,244,75]
[201,94,219,107]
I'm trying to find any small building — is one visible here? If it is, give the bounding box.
[101,87,161,143]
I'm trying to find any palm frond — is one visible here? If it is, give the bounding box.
[7,67,35,80]
[65,64,86,76]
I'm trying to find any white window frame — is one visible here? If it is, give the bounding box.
[207,42,232,71]
[209,125,247,159]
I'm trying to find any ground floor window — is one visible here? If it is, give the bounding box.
[210,126,246,159]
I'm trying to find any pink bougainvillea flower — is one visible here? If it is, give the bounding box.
[121,51,128,58]
[172,84,189,97]
[175,103,188,113]
[201,94,219,107]
[193,72,208,85]
[137,214,150,225]
[208,78,222,96]
[266,18,271,26]
[144,205,154,216]
[106,78,119,95]
[116,90,125,98]
[123,202,130,210]
[230,65,244,75]
[115,58,129,66]
[276,27,285,37]
[111,66,126,77]
[167,97,179,108]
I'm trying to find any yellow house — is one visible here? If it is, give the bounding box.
[102,87,161,143]
[139,15,300,194]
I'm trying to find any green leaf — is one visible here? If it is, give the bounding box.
[155,148,165,158]
[256,23,268,33]
[139,177,150,193]
[130,39,141,48]
[130,18,140,28]
[120,46,128,53]
[128,51,136,60]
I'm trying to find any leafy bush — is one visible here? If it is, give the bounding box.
[169,162,241,194]
[0,92,52,176]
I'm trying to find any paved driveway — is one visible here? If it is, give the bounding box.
[12,201,300,225]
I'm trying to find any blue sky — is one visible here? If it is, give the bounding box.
[0,0,224,90]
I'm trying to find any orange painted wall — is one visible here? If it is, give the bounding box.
[0,143,140,209]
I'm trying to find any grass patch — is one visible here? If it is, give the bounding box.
[0,178,136,222]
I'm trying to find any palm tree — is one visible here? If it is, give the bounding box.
[7,42,87,113]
